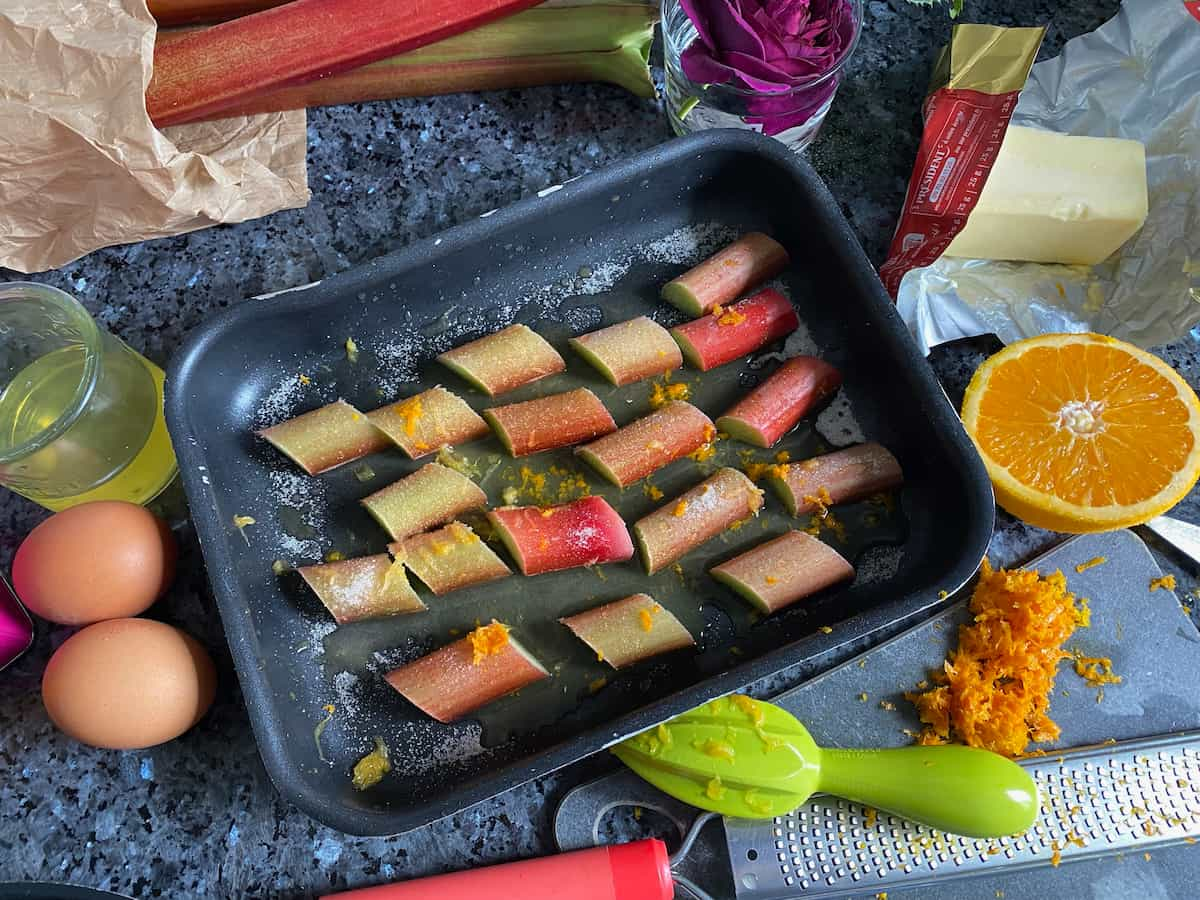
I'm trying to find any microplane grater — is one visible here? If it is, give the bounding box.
[725,730,1200,897]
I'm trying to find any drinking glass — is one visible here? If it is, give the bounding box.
[0,282,177,511]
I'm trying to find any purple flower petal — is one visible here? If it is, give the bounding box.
[678,0,857,133]
[681,0,767,59]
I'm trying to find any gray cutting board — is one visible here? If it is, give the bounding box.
[555,530,1200,898]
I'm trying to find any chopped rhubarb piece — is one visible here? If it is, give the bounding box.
[671,289,799,372]
[257,399,389,475]
[560,593,694,669]
[437,324,565,397]
[146,0,546,126]
[568,316,682,386]
[297,553,425,624]
[633,468,764,574]
[716,357,842,448]
[385,622,548,723]
[576,401,714,487]
[488,496,633,575]
[484,388,616,457]
[392,522,510,595]
[361,463,486,540]
[710,531,854,614]
[367,386,488,459]
[769,443,904,516]
[661,233,790,317]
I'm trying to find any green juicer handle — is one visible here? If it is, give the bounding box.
[816,744,1039,839]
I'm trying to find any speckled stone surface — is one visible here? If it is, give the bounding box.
[3,1,1199,898]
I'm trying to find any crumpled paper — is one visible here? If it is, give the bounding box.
[0,0,309,274]
[897,0,1200,353]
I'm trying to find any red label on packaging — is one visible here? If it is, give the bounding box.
[1186,0,1200,22]
[878,88,1022,297]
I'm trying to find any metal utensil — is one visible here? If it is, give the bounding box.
[1143,515,1200,566]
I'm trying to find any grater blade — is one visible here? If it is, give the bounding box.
[725,730,1200,898]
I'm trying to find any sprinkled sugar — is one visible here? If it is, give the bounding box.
[816,392,865,446]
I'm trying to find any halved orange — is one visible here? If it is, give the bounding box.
[961,333,1200,533]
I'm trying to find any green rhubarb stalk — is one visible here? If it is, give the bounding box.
[164,1,659,122]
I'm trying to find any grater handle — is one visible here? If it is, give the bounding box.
[817,744,1038,839]
[320,838,674,900]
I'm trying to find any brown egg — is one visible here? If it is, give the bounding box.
[12,500,177,625]
[42,618,216,750]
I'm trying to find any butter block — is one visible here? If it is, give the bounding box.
[944,126,1148,266]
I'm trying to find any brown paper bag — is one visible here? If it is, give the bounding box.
[0,0,309,273]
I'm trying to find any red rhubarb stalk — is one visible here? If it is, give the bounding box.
[671,289,799,372]
[661,233,790,317]
[437,324,565,397]
[488,496,633,575]
[385,622,548,722]
[149,0,282,25]
[632,467,764,574]
[560,593,694,669]
[484,388,616,457]
[147,0,546,127]
[710,530,854,614]
[155,3,662,116]
[769,443,904,516]
[576,400,713,487]
[716,357,842,448]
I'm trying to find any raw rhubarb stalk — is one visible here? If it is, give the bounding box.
[576,401,713,487]
[257,399,389,475]
[149,0,280,25]
[159,2,661,116]
[716,357,842,448]
[367,386,488,459]
[385,622,548,722]
[671,289,799,372]
[632,467,764,574]
[361,463,487,540]
[769,443,904,516]
[297,553,425,624]
[437,324,565,397]
[661,233,790,317]
[560,593,693,669]
[488,496,633,575]
[568,316,682,386]
[146,0,546,127]
[484,388,616,457]
[710,530,854,614]
[392,522,510,595]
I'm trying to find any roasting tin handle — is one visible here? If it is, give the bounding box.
[1143,515,1200,567]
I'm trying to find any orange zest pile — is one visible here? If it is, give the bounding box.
[907,560,1086,757]
[467,621,510,664]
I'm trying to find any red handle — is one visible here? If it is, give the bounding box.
[321,838,673,900]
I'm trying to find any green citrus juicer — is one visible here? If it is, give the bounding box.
[612,694,1039,839]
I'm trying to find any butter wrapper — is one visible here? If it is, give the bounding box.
[898,0,1200,352]
[0,0,310,274]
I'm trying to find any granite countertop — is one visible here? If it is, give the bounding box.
[2,0,1198,897]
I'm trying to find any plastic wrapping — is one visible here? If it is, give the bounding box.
[897,0,1200,353]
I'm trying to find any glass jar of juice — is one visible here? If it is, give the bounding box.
[0,282,177,511]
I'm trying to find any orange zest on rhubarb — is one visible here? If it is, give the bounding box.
[468,621,510,665]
